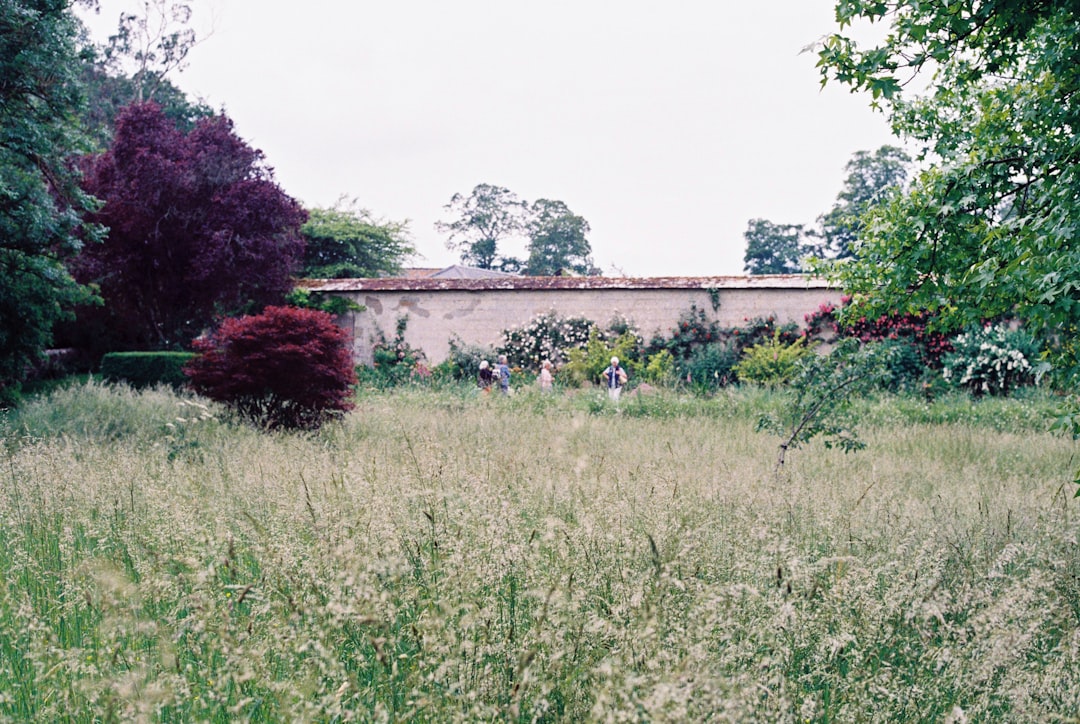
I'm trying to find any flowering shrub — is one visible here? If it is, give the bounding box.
[802,300,844,344]
[649,304,722,362]
[941,324,1040,396]
[806,297,954,368]
[498,310,596,370]
[846,311,953,367]
[729,315,801,353]
[184,306,357,430]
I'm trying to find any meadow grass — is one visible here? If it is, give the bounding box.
[0,379,1077,722]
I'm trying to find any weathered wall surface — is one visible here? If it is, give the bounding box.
[302,276,841,365]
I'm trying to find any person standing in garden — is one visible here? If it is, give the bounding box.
[497,355,511,394]
[538,359,554,393]
[477,360,495,392]
[602,356,627,402]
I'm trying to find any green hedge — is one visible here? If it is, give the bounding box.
[100,352,197,390]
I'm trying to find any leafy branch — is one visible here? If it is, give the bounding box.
[756,339,891,473]
[1050,398,1080,497]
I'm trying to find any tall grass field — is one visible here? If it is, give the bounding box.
[1,380,1077,722]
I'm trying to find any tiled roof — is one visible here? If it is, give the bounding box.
[428,265,520,279]
[299,274,834,293]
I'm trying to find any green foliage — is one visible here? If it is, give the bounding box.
[941,324,1042,397]
[817,0,1080,382]
[0,0,102,405]
[684,342,739,390]
[443,336,497,382]
[742,219,808,274]
[647,307,802,390]
[755,339,892,469]
[1050,397,1080,496]
[561,328,640,388]
[733,333,812,386]
[814,146,910,259]
[78,58,213,151]
[300,200,415,279]
[1,377,216,447]
[100,351,196,390]
[523,198,597,276]
[358,316,428,389]
[745,145,911,271]
[729,316,802,355]
[871,338,930,393]
[641,349,676,386]
[435,183,526,270]
[436,185,598,275]
[285,287,364,316]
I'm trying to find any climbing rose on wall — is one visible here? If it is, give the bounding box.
[184,306,357,430]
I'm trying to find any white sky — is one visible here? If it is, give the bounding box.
[77,0,898,276]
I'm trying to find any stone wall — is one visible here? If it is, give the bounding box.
[301,275,841,365]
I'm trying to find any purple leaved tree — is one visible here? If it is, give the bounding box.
[72,102,307,351]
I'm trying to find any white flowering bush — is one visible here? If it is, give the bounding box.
[497,310,598,370]
[941,324,1040,396]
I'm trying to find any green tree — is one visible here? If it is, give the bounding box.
[301,199,415,279]
[817,1,1080,380]
[77,0,211,149]
[435,183,525,270]
[742,219,807,275]
[523,198,597,276]
[96,0,200,103]
[0,0,100,404]
[815,145,910,259]
[78,56,212,149]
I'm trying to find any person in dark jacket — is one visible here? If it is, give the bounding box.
[602,356,627,401]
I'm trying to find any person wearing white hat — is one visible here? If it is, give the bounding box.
[602,356,628,402]
[477,359,495,392]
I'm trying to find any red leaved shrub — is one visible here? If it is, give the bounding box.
[185,306,357,430]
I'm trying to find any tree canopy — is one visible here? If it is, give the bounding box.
[78,56,213,150]
[0,0,100,403]
[436,184,599,275]
[741,145,910,274]
[75,0,213,148]
[301,199,415,279]
[523,199,597,276]
[816,145,910,259]
[817,0,1080,378]
[743,220,808,275]
[96,0,199,104]
[73,102,307,351]
[436,184,526,270]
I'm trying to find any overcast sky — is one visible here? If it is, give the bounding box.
[78,1,899,277]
